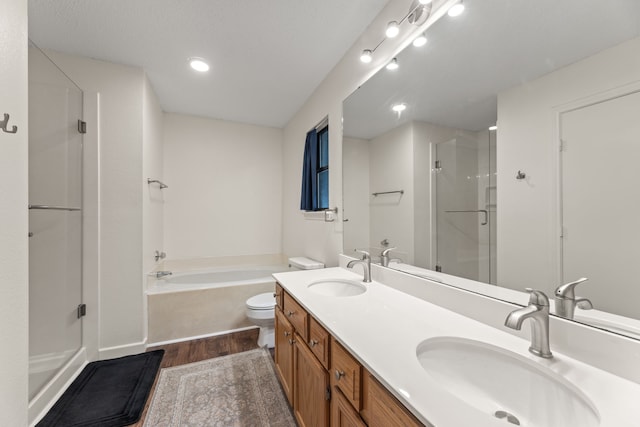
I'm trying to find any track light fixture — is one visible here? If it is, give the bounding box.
[448,0,465,17]
[360,49,373,63]
[360,0,436,64]
[386,58,399,70]
[386,21,400,38]
[412,32,427,47]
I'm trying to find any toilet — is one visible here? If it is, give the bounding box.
[246,257,325,348]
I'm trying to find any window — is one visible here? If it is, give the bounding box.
[300,122,329,211]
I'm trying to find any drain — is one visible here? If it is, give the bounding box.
[494,410,521,425]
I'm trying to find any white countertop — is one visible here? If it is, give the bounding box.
[273,267,640,427]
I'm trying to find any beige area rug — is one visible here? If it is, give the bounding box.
[144,348,297,426]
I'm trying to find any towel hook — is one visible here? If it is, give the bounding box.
[1,113,18,134]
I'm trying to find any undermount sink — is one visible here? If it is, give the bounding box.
[307,279,367,297]
[416,337,600,427]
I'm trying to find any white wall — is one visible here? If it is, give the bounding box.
[342,137,370,254]
[0,0,28,424]
[497,36,640,295]
[163,113,283,259]
[369,122,415,263]
[282,0,458,266]
[42,51,147,355]
[142,75,164,275]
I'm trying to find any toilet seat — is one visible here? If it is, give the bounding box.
[246,292,276,310]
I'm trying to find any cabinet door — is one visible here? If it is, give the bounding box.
[365,373,426,427]
[275,308,295,405]
[332,387,366,427]
[330,338,362,410]
[308,316,330,369]
[293,336,329,427]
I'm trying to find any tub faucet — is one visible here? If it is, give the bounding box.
[154,271,172,279]
[555,277,592,319]
[347,249,371,283]
[504,288,553,358]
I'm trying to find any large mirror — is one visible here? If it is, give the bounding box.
[343,0,640,340]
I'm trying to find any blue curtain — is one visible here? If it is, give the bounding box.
[300,129,318,211]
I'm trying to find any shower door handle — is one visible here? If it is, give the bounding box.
[444,209,488,225]
[29,204,81,211]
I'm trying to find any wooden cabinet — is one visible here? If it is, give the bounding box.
[330,338,362,411]
[275,283,426,427]
[364,373,425,427]
[309,316,330,369]
[332,387,366,427]
[284,292,309,341]
[275,308,295,405]
[275,283,284,310]
[294,335,330,427]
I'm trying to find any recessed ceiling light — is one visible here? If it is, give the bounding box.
[418,0,432,4]
[189,57,210,72]
[386,58,399,70]
[448,1,465,17]
[360,49,373,63]
[386,21,400,38]
[392,103,406,112]
[413,33,428,47]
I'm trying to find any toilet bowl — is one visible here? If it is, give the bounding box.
[246,257,325,348]
[246,292,276,348]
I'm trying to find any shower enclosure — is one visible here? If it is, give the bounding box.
[434,130,497,284]
[28,43,84,400]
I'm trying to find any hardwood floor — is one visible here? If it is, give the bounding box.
[131,328,268,426]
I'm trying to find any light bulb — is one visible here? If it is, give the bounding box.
[448,1,465,17]
[189,57,210,72]
[386,58,399,70]
[418,0,432,4]
[386,21,400,38]
[392,103,406,113]
[360,49,373,63]
[489,126,497,131]
[412,33,427,47]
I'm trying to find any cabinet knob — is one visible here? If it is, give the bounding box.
[335,370,345,381]
[284,331,291,337]
[309,339,318,347]
[287,310,294,317]
[288,338,296,345]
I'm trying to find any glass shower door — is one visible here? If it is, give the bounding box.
[28,44,84,399]
[434,132,496,283]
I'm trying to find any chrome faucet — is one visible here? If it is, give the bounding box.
[347,249,371,283]
[154,271,172,279]
[555,277,592,319]
[380,247,397,267]
[504,288,553,358]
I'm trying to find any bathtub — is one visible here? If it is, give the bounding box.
[146,260,289,345]
[147,264,288,295]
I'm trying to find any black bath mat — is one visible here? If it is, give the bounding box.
[37,350,164,427]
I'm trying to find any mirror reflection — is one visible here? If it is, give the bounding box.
[342,0,640,339]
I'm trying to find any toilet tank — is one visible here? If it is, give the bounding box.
[288,257,324,271]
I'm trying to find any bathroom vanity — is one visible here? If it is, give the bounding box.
[273,264,640,427]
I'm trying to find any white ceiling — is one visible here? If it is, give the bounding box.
[344,0,640,139]
[28,0,389,128]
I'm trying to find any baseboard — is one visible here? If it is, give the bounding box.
[28,347,87,426]
[99,340,147,360]
[146,326,258,348]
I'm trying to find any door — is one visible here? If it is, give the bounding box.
[560,90,640,320]
[434,133,496,283]
[28,43,84,399]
